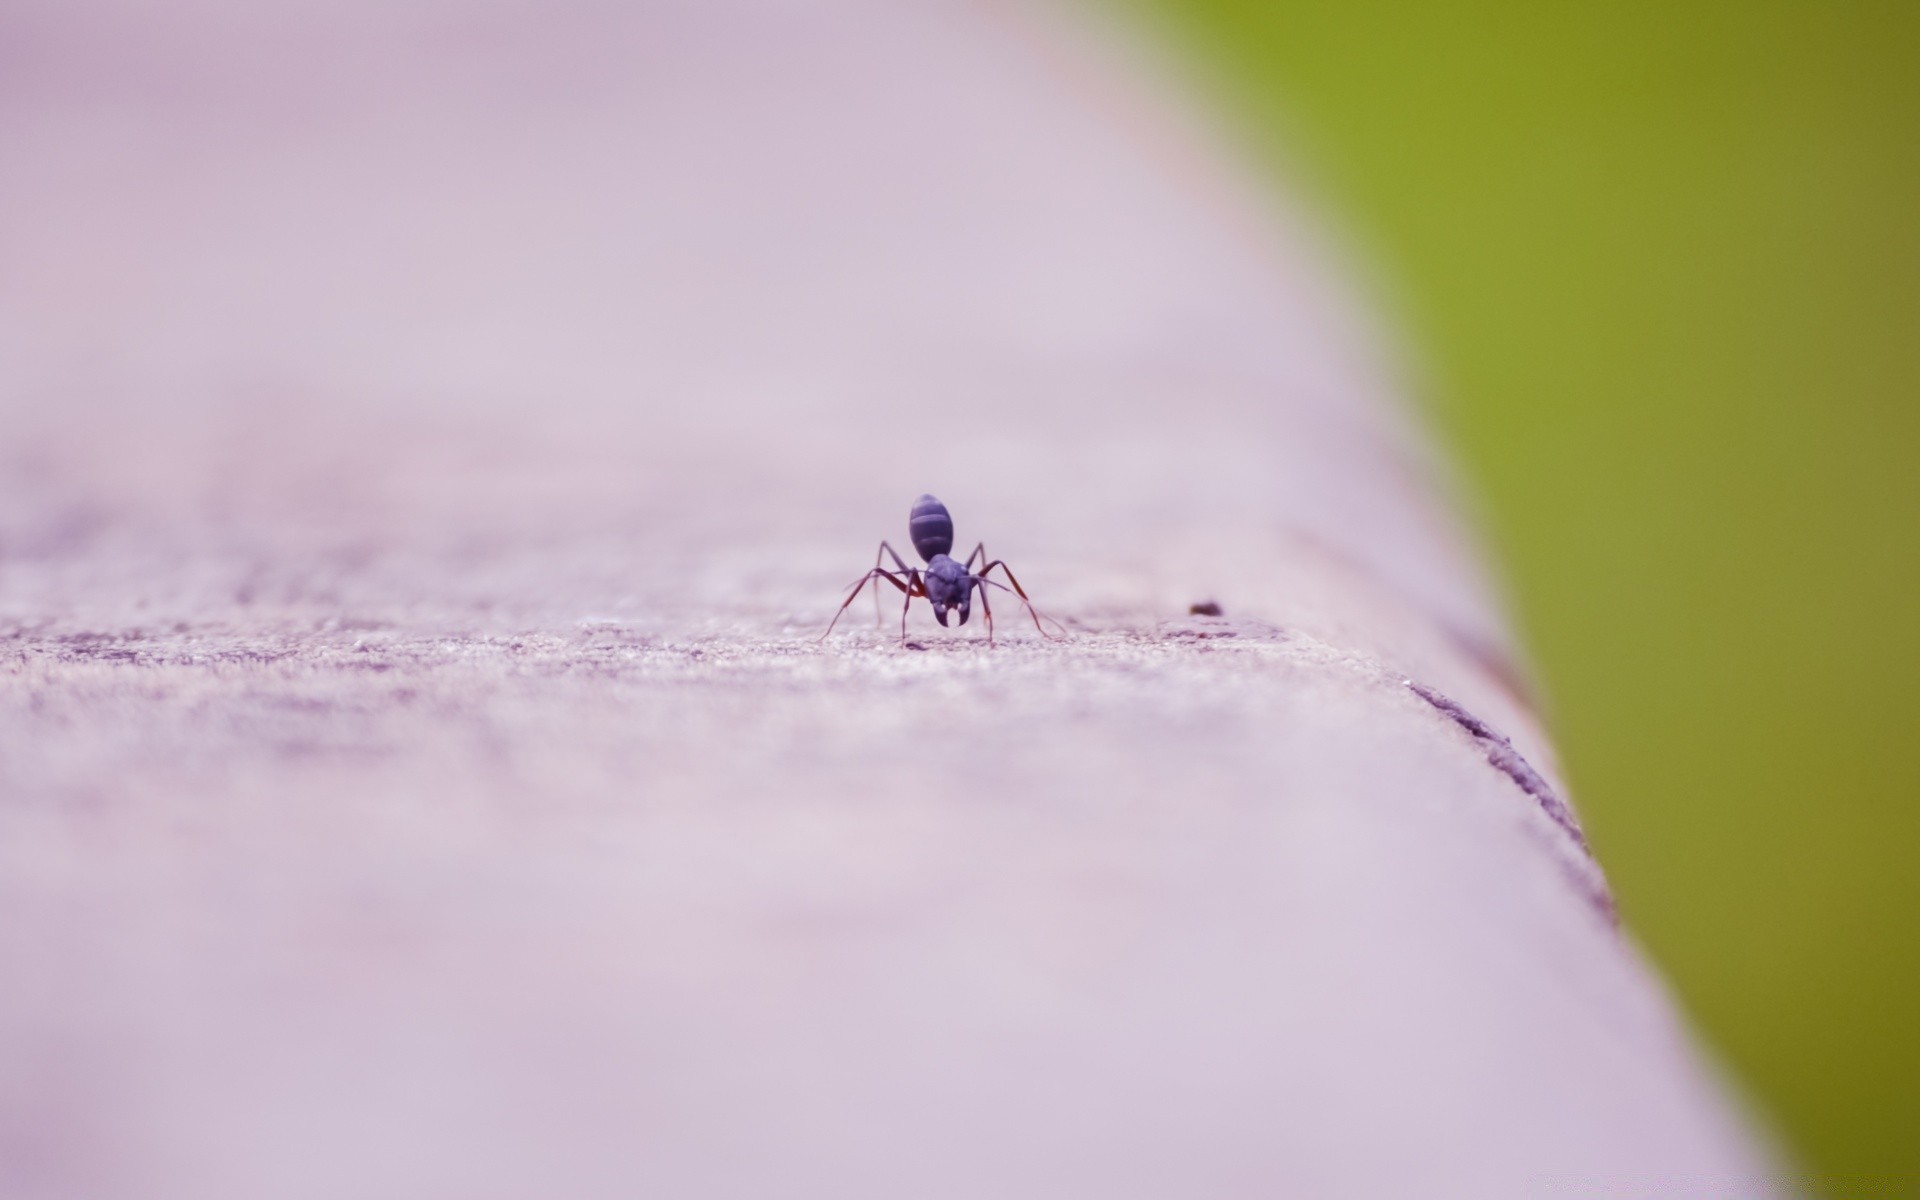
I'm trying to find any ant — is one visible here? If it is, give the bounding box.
[820,495,1063,646]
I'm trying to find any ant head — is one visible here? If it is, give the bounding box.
[922,557,972,626]
[930,595,972,627]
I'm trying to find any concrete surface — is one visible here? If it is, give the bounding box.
[0,0,1782,1196]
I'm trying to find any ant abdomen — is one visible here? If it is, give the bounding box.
[909,494,954,562]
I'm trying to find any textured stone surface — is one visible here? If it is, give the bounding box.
[0,1,1780,1196]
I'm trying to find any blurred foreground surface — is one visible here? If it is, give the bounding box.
[1,1,1780,1195]
[1121,0,1920,1188]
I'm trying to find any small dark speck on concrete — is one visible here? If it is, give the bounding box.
[903,641,928,652]
[1189,600,1223,616]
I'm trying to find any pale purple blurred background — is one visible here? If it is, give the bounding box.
[0,2,1781,1196]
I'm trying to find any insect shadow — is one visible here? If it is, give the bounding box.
[820,494,1066,646]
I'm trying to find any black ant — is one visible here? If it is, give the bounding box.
[820,495,1063,646]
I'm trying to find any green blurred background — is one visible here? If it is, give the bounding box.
[1114,0,1919,1191]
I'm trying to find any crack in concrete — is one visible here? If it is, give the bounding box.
[1404,678,1616,924]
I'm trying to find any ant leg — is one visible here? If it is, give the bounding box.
[972,577,995,646]
[967,548,1044,620]
[877,541,914,572]
[823,569,888,641]
[976,560,1066,638]
[821,567,920,641]
[898,567,924,644]
[975,557,1027,599]
[977,577,1061,638]
[871,541,914,627]
[964,545,1063,638]
[976,577,1048,637]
